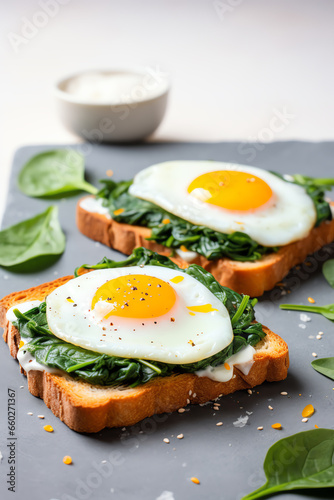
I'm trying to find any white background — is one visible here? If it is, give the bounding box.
[1,0,334,221]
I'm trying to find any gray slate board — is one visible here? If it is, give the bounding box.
[0,141,334,500]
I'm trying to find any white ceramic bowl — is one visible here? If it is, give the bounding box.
[55,69,170,142]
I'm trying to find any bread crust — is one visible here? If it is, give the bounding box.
[0,276,289,433]
[76,198,334,296]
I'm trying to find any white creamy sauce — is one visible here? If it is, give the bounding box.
[6,300,42,323]
[6,301,61,375]
[64,72,168,104]
[17,339,61,375]
[195,344,255,383]
[175,248,198,263]
[80,197,111,218]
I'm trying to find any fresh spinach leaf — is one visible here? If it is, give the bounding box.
[323,259,334,288]
[242,429,334,499]
[280,303,334,321]
[96,180,276,262]
[13,248,265,387]
[312,358,334,381]
[18,150,97,197]
[0,206,65,268]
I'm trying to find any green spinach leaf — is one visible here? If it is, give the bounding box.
[242,429,334,499]
[323,259,334,288]
[18,150,97,197]
[0,206,65,268]
[280,303,334,321]
[312,358,334,381]
[13,248,265,387]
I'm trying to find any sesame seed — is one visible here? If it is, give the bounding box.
[213,406,219,411]
[308,297,315,303]
[318,331,324,336]
[178,408,185,413]
[280,392,288,396]
[257,426,263,431]
[191,477,200,485]
[316,335,322,340]
[247,389,252,395]
[38,415,45,419]
[312,352,318,357]
[302,418,308,423]
[186,399,190,405]
[27,412,33,416]
[189,390,192,396]
[268,405,273,410]
[177,434,184,439]
[216,422,223,426]
[193,393,197,398]
[163,438,170,444]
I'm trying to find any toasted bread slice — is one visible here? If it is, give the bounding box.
[76,198,334,297]
[0,276,288,433]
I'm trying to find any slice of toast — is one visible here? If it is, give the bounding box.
[76,198,334,297]
[0,276,289,433]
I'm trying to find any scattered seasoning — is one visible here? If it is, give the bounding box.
[180,245,188,252]
[257,426,263,431]
[308,297,315,303]
[162,218,170,224]
[193,393,196,398]
[312,352,318,358]
[271,423,282,430]
[163,438,170,444]
[177,434,184,439]
[191,477,200,485]
[178,408,185,413]
[27,412,33,416]
[170,317,175,322]
[247,389,252,395]
[302,404,315,418]
[37,415,45,419]
[63,456,72,465]
[224,362,231,370]
[113,208,124,216]
[316,335,322,340]
[315,424,319,428]
[43,425,54,432]
[186,399,190,405]
[216,422,223,427]
[268,405,273,411]
[280,392,288,396]
[302,418,308,423]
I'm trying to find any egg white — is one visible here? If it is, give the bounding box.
[129,161,317,247]
[46,266,233,364]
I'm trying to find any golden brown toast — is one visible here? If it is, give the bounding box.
[76,198,334,297]
[0,276,289,433]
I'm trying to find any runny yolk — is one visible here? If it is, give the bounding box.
[187,170,273,211]
[91,275,177,319]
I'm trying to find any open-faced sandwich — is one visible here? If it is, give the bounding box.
[77,161,334,296]
[0,248,288,432]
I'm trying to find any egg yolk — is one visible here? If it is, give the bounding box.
[187,170,273,211]
[91,274,177,319]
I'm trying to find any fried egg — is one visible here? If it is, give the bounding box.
[129,161,316,246]
[46,266,233,364]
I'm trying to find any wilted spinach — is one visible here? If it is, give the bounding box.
[13,248,265,387]
[96,179,276,261]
